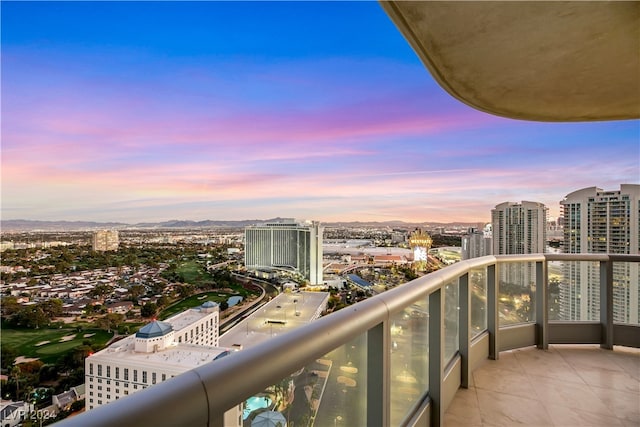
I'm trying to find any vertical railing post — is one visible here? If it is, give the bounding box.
[535,260,548,349]
[428,288,444,426]
[367,322,387,427]
[487,263,499,360]
[459,273,470,388]
[600,259,614,350]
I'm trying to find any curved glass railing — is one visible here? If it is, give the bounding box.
[55,254,640,427]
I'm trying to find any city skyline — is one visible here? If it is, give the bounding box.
[2,2,638,224]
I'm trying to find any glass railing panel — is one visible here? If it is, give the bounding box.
[498,261,535,325]
[444,279,459,363]
[389,297,429,427]
[553,260,600,321]
[612,261,640,325]
[469,267,487,338]
[313,334,367,427]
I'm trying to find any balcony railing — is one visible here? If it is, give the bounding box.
[56,253,640,427]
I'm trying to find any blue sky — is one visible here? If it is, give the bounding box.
[2,1,638,223]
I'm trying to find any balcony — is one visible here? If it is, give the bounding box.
[56,253,639,427]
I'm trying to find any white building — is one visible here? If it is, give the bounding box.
[244,219,323,284]
[560,184,639,323]
[92,230,119,252]
[492,201,547,311]
[492,201,547,255]
[84,301,242,426]
[461,225,493,260]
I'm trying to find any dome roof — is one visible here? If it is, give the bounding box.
[136,321,173,339]
[201,301,218,308]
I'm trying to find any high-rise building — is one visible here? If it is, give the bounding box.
[461,225,493,260]
[560,184,639,323]
[92,230,119,252]
[491,201,547,323]
[244,219,323,284]
[491,201,548,255]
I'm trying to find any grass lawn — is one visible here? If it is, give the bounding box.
[176,260,214,286]
[1,325,113,364]
[159,291,239,320]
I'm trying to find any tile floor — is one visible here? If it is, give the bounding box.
[444,345,640,426]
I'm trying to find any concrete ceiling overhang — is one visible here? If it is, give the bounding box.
[381,1,640,122]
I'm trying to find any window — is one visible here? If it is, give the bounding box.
[98,393,102,398]
[152,372,156,384]
[106,366,111,377]
[142,371,147,383]
[134,370,138,382]
[89,391,94,396]
[98,386,102,391]
[89,363,94,375]
[124,368,129,381]
[124,390,128,395]
[161,374,166,381]
[116,367,120,379]
[98,365,102,376]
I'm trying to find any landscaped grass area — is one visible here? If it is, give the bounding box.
[1,325,113,364]
[176,260,214,286]
[159,291,240,320]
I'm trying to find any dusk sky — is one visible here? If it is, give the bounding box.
[2,1,638,224]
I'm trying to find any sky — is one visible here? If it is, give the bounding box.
[2,1,638,224]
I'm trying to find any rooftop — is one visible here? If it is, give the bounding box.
[165,302,218,332]
[93,335,229,372]
[445,345,640,426]
[219,291,328,350]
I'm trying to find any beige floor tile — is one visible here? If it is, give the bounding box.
[445,345,640,427]
[543,402,624,427]
[577,367,640,393]
[590,386,640,424]
[491,350,525,373]
[476,389,552,426]
[609,348,640,381]
[556,345,628,373]
[528,374,615,417]
[473,366,533,399]
[444,387,482,427]
[515,349,586,385]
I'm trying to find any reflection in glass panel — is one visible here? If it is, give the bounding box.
[612,262,640,325]
[498,261,535,325]
[556,261,600,321]
[469,267,487,338]
[314,334,367,427]
[389,298,428,427]
[444,280,459,363]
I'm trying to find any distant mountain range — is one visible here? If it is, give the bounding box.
[0,218,483,232]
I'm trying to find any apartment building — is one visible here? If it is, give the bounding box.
[560,184,639,323]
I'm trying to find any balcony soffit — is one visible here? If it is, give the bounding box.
[380,1,640,122]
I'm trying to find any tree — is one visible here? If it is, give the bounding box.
[128,284,145,300]
[141,302,157,318]
[97,313,124,332]
[1,345,18,370]
[89,284,112,298]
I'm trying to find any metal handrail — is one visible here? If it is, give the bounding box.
[55,253,640,427]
